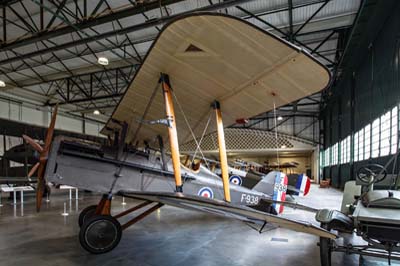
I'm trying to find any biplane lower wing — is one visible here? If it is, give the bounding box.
[122,191,337,239]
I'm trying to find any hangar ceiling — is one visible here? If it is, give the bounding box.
[0,0,362,143]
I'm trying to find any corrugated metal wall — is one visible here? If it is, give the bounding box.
[322,1,400,188]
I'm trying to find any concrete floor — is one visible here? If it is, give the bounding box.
[0,184,396,266]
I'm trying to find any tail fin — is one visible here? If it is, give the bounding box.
[294,173,311,197]
[251,171,288,214]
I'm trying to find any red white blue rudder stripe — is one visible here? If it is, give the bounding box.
[295,173,311,197]
[272,172,288,214]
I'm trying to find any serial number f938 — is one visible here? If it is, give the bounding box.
[240,194,259,205]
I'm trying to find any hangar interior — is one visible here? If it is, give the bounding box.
[0,0,399,266]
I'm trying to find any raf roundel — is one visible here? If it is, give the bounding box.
[229,175,242,186]
[198,187,214,198]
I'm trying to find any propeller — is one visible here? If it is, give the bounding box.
[23,105,58,212]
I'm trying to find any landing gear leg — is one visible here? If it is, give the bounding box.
[78,194,112,228]
[95,194,112,215]
[319,223,332,266]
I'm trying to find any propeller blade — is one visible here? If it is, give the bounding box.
[28,162,40,178]
[34,105,57,211]
[35,162,46,212]
[22,135,43,154]
[43,105,58,153]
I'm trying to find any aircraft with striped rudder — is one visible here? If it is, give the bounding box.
[23,12,336,255]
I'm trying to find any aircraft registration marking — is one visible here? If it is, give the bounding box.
[240,193,259,205]
[274,183,288,192]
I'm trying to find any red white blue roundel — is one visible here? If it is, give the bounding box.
[198,187,214,198]
[229,175,242,186]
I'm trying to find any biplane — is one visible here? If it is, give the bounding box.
[214,160,311,197]
[23,12,336,254]
[0,143,48,196]
[0,143,37,184]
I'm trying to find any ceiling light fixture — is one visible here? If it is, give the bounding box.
[281,145,286,149]
[93,110,100,115]
[97,57,109,66]
[0,80,5,87]
[277,116,283,121]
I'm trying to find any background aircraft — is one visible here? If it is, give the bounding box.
[0,143,38,185]
[211,159,310,197]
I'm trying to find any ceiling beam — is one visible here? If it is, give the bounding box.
[0,0,185,51]
[0,0,254,66]
[47,93,123,106]
[12,58,139,87]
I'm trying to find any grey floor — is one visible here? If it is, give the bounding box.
[0,184,395,266]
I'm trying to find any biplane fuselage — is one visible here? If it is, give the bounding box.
[46,136,284,212]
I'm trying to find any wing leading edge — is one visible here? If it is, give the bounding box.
[121,191,336,239]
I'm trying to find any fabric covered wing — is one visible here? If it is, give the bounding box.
[102,13,330,144]
[122,191,336,239]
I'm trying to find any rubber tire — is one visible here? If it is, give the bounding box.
[320,223,332,266]
[79,215,122,254]
[78,205,98,228]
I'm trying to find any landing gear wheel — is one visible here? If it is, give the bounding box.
[78,205,98,227]
[79,215,122,254]
[319,223,332,266]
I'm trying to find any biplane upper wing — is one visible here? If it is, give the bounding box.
[101,12,330,144]
[122,191,336,239]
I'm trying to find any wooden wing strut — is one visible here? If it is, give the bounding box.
[160,73,183,192]
[212,101,231,202]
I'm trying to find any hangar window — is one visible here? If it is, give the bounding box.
[391,106,398,154]
[345,136,351,163]
[332,143,338,165]
[340,138,349,164]
[324,105,398,168]
[340,139,345,164]
[340,136,351,164]
[324,147,330,166]
[380,111,391,156]
[364,124,371,159]
[354,132,359,162]
[371,119,380,158]
[320,151,324,168]
[358,128,365,161]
